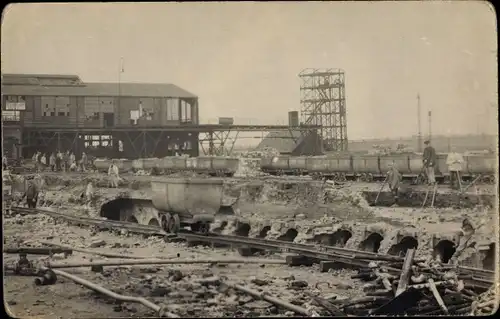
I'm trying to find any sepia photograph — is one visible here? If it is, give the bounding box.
[2,1,498,318]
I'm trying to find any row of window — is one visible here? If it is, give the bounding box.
[3,96,194,122]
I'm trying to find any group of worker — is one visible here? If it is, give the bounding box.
[385,140,464,206]
[32,150,89,172]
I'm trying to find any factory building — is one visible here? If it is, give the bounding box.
[1,73,200,159]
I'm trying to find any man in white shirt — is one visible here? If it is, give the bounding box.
[108,161,120,188]
[446,150,464,190]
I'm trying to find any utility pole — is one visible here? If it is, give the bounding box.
[428,110,432,141]
[417,93,422,152]
[118,57,124,105]
[117,57,124,156]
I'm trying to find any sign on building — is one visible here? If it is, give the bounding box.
[5,102,26,110]
[2,110,21,121]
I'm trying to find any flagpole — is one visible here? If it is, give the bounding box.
[428,110,432,142]
[118,57,124,106]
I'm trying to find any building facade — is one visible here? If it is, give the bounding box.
[1,73,200,159]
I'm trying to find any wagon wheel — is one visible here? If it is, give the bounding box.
[168,214,181,234]
[366,173,374,182]
[161,213,172,232]
[198,223,210,235]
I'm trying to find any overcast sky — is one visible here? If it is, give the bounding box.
[1,2,497,140]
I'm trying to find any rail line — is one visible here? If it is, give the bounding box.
[8,206,166,236]
[7,206,494,289]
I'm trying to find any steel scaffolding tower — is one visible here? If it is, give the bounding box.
[299,68,348,151]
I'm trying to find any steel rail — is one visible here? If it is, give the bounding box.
[179,233,495,286]
[45,268,178,318]
[9,206,166,236]
[8,206,494,287]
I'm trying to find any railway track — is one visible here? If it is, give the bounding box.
[7,206,494,289]
[7,206,166,236]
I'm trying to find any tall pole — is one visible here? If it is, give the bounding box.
[417,93,422,152]
[117,57,124,156]
[118,57,124,104]
[428,110,432,141]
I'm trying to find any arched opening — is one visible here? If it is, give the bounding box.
[388,236,418,257]
[126,215,139,224]
[212,221,228,233]
[100,198,153,221]
[359,233,384,253]
[148,218,160,227]
[277,228,298,242]
[482,243,496,270]
[433,240,456,263]
[331,229,353,247]
[235,223,251,237]
[100,198,133,220]
[258,226,271,239]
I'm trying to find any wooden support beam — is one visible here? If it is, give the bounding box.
[428,278,449,315]
[395,248,415,296]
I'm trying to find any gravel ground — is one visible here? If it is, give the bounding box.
[4,213,365,318]
[4,170,496,317]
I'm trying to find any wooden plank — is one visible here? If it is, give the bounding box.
[428,278,449,314]
[395,248,415,296]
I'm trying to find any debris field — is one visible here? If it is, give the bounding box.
[3,163,498,318]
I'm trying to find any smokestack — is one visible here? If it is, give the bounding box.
[288,111,299,127]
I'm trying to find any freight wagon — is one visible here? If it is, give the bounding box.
[151,177,237,233]
[94,156,241,177]
[260,153,496,184]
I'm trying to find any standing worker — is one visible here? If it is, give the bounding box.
[62,151,70,172]
[84,181,94,210]
[49,153,56,172]
[56,150,63,171]
[446,149,464,190]
[69,152,75,170]
[21,180,39,208]
[422,140,437,185]
[108,161,120,188]
[386,161,402,207]
[2,155,8,170]
[80,152,88,172]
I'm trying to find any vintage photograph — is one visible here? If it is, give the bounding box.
[2,1,498,318]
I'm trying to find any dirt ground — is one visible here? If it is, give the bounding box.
[3,170,497,317]
[4,213,364,318]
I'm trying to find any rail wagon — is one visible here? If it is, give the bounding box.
[379,155,411,175]
[352,155,380,181]
[151,177,237,233]
[94,158,133,173]
[288,157,308,174]
[305,157,330,174]
[211,157,240,176]
[465,154,497,182]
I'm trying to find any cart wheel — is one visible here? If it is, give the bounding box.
[169,214,181,234]
[162,213,172,232]
[198,222,210,235]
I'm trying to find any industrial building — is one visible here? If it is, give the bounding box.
[2,73,200,159]
[2,73,321,159]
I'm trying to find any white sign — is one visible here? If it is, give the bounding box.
[2,110,20,121]
[6,102,26,110]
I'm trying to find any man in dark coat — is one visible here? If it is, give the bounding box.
[22,181,39,208]
[386,162,402,206]
[422,140,437,185]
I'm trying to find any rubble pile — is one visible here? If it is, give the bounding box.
[471,285,498,315]
[329,250,493,316]
[233,157,264,178]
